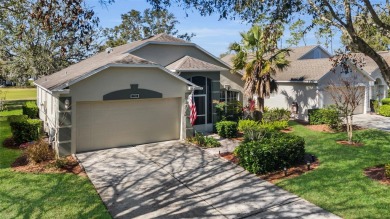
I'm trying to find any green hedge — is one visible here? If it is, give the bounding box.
[379,105,390,117]
[7,115,29,123]
[382,98,390,105]
[22,101,39,119]
[238,120,259,133]
[234,132,305,174]
[308,107,341,129]
[216,121,238,138]
[262,108,290,122]
[10,119,42,144]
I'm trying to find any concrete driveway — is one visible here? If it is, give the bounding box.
[77,141,340,219]
[353,114,390,131]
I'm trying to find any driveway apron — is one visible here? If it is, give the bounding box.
[77,140,341,219]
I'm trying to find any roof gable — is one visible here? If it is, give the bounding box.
[166,55,227,72]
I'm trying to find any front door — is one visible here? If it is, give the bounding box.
[187,76,213,133]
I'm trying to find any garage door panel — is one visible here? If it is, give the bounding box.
[76,98,181,152]
[323,87,365,114]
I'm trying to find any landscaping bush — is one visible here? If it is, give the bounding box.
[238,119,259,133]
[24,139,54,164]
[234,132,305,174]
[382,98,390,105]
[379,105,390,117]
[385,164,390,179]
[22,101,39,119]
[215,121,238,138]
[259,120,288,131]
[262,108,291,122]
[308,106,341,130]
[10,118,42,144]
[215,101,243,122]
[188,132,221,148]
[370,99,380,113]
[7,115,28,123]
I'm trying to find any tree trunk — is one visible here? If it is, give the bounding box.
[348,115,354,144]
[350,34,390,86]
[258,97,265,113]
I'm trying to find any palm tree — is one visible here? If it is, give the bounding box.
[230,25,290,115]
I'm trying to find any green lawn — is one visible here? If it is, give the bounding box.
[0,110,111,219]
[0,88,37,100]
[277,122,390,219]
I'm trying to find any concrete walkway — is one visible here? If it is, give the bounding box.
[77,141,341,219]
[353,114,390,131]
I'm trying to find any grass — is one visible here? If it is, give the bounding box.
[0,110,111,219]
[276,121,390,219]
[0,88,36,100]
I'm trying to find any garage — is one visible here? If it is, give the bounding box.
[323,86,366,114]
[76,97,181,152]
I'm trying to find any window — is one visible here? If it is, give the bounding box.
[220,90,239,103]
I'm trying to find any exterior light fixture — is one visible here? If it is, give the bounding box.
[64,99,70,110]
[307,161,311,170]
[284,167,287,176]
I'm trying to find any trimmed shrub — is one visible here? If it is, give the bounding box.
[262,108,290,122]
[238,119,259,133]
[382,98,390,105]
[24,139,54,164]
[308,106,341,130]
[7,115,28,123]
[385,164,390,179]
[379,105,390,117]
[10,119,42,144]
[259,120,288,131]
[187,132,221,148]
[216,121,238,138]
[234,132,305,174]
[22,101,39,119]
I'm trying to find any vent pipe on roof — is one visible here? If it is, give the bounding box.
[105,47,113,54]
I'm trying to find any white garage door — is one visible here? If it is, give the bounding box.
[76,98,181,152]
[323,87,365,114]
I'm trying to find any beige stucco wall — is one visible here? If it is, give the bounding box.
[68,66,188,154]
[319,66,372,114]
[131,44,226,68]
[371,69,389,100]
[220,70,245,103]
[265,82,319,120]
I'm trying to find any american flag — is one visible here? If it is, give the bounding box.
[187,92,197,126]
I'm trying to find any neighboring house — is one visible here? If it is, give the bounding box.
[34,34,244,155]
[222,45,389,120]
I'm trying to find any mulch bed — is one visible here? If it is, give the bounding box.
[11,155,86,177]
[336,140,364,147]
[280,127,294,133]
[219,152,319,183]
[305,124,335,133]
[364,165,390,185]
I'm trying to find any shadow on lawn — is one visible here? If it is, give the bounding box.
[0,171,110,218]
[77,141,336,219]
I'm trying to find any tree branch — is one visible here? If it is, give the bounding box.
[362,0,390,31]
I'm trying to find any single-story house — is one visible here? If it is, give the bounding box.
[34,33,244,155]
[222,45,389,120]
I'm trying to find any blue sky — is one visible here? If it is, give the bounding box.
[86,0,343,56]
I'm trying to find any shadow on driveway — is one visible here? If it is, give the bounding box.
[77,140,341,219]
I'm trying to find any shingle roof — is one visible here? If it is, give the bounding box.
[274,58,332,81]
[35,33,192,90]
[288,45,319,60]
[221,46,334,81]
[359,51,390,74]
[166,55,227,71]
